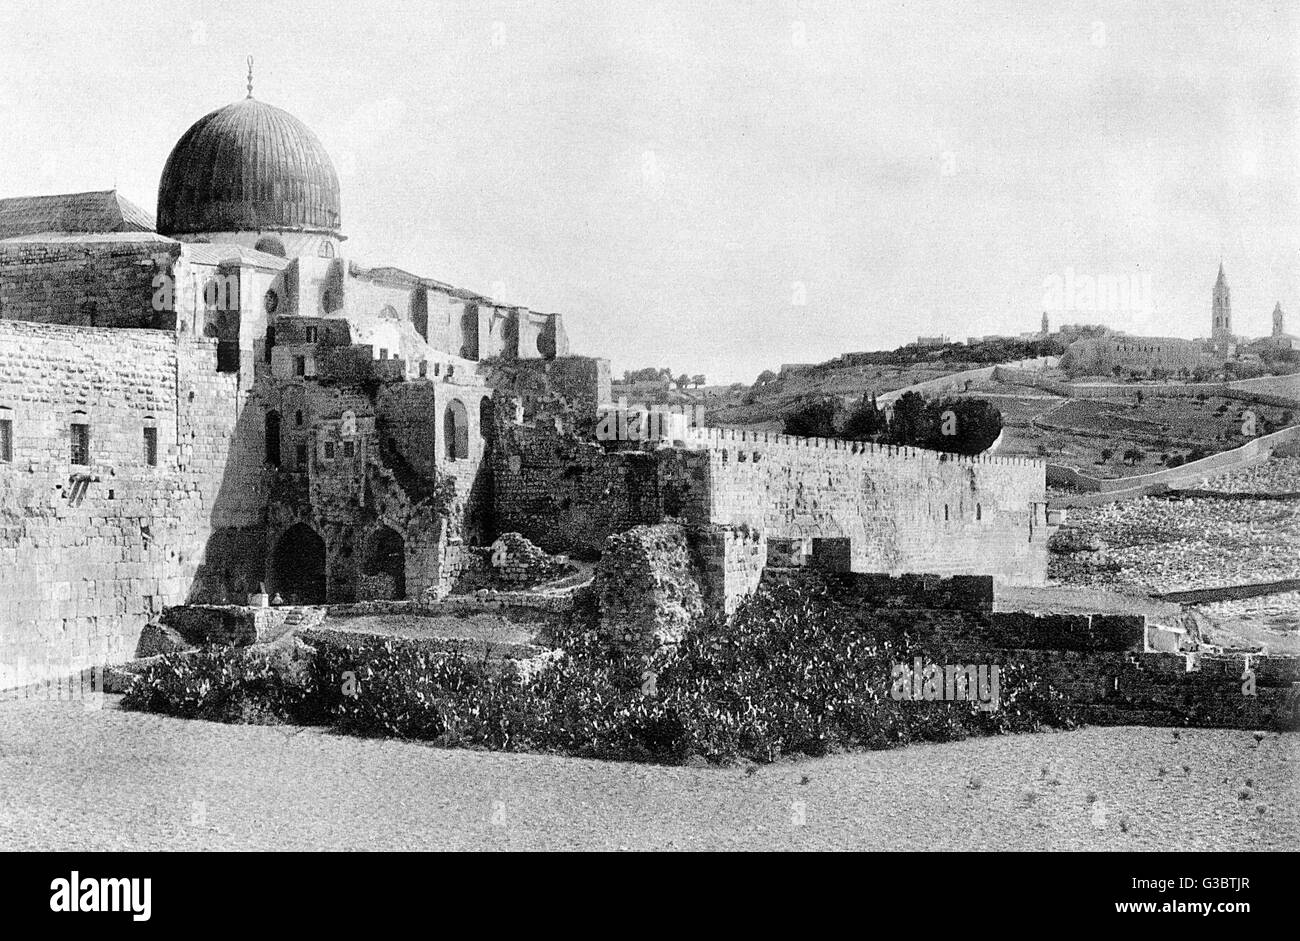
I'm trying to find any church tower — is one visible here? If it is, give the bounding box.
[1273,302,1285,337]
[1211,263,1232,340]
[1040,311,1049,336]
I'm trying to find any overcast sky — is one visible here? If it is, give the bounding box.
[2,1,1296,382]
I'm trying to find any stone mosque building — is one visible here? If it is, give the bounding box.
[0,80,1052,687]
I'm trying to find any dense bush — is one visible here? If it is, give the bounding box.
[123,580,1079,765]
[121,645,329,725]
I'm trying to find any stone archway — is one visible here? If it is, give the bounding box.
[269,523,326,604]
[361,525,406,600]
[444,399,469,460]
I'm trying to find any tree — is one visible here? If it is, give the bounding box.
[841,394,887,440]
[675,374,691,389]
[1099,448,1114,463]
[1122,448,1145,466]
[691,374,706,388]
[884,392,931,448]
[755,369,777,386]
[921,396,1003,455]
[782,398,842,439]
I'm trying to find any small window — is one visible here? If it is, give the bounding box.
[143,426,158,466]
[295,443,308,467]
[434,363,441,376]
[418,361,428,378]
[265,411,281,467]
[342,440,355,458]
[323,441,335,461]
[295,410,304,427]
[0,417,11,463]
[294,355,306,377]
[306,326,319,343]
[379,348,389,361]
[976,503,982,521]
[70,422,90,466]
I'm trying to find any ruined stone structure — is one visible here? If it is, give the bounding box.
[0,86,1056,688]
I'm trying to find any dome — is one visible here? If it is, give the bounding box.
[157,98,341,237]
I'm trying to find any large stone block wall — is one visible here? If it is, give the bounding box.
[492,424,676,557]
[687,429,1050,585]
[0,321,253,688]
[692,524,766,614]
[0,241,180,329]
[594,522,706,655]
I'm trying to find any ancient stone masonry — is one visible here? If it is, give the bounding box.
[685,428,1052,585]
[0,321,243,686]
[0,88,1079,693]
[493,420,1051,586]
[0,240,180,329]
[593,523,705,656]
[760,568,1299,730]
[454,532,575,592]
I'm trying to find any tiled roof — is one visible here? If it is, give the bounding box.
[0,190,156,240]
[0,231,176,245]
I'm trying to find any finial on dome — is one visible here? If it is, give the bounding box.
[246,55,254,98]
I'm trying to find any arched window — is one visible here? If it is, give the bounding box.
[479,396,494,443]
[443,400,469,460]
[265,410,281,466]
[318,241,335,258]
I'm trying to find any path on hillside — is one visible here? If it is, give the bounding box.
[0,697,1293,851]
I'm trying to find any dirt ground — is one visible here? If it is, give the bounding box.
[1,696,1294,851]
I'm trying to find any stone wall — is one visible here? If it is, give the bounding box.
[0,321,251,688]
[760,568,1298,730]
[693,524,766,614]
[491,423,684,556]
[594,523,706,655]
[686,428,1050,585]
[0,240,179,329]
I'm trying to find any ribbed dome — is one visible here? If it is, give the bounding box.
[157,98,341,236]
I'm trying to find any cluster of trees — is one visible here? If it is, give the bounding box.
[781,391,1003,456]
[618,367,707,388]
[816,337,1064,372]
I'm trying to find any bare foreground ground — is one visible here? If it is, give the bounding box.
[0,696,1295,851]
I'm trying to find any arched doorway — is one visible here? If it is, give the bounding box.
[269,523,326,604]
[444,399,468,460]
[361,526,406,600]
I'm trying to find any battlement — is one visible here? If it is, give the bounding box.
[682,426,1041,469]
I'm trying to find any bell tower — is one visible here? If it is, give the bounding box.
[1211,263,1232,341]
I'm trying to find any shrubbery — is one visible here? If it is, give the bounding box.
[123,580,1079,765]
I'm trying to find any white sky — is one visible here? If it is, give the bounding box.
[1,0,1296,382]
